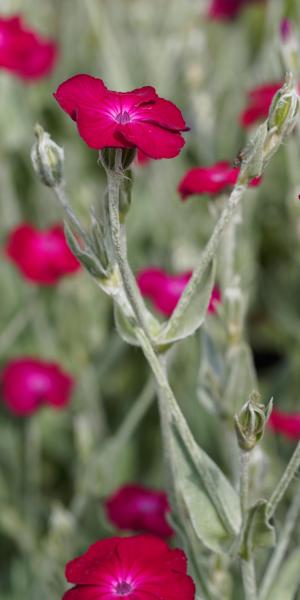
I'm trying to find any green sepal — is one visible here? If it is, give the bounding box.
[64,222,107,278]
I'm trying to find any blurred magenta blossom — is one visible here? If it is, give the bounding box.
[6,224,81,285]
[269,409,300,440]
[1,358,74,416]
[137,268,221,316]
[105,483,173,538]
[54,74,189,159]
[0,15,57,80]
[208,0,265,21]
[240,82,282,127]
[178,162,261,199]
[63,535,195,600]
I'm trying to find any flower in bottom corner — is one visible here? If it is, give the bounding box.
[1,358,74,416]
[62,535,196,600]
[105,483,173,538]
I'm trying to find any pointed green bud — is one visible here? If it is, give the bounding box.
[267,73,299,136]
[234,392,273,452]
[31,124,64,187]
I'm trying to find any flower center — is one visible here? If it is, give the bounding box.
[115,581,132,596]
[115,110,131,124]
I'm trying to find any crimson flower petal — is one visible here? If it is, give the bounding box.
[119,122,185,159]
[137,97,188,131]
[54,74,107,121]
[76,107,130,149]
[66,538,119,586]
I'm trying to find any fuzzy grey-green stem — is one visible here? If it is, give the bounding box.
[266,440,300,519]
[242,559,257,600]
[259,481,300,600]
[106,152,152,337]
[240,451,257,600]
[54,183,90,244]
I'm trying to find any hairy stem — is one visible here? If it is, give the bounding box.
[106,151,152,336]
[240,450,257,600]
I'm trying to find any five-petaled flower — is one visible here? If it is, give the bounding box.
[137,268,221,317]
[63,535,195,600]
[1,358,74,416]
[178,162,261,200]
[269,409,300,440]
[208,0,264,21]
[6,224,81,285]
[240,82,282,128]
[0,15,57,80]
[105,483,173,538]
[54,74,189,159]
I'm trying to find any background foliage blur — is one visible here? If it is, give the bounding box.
[2,0,300,598]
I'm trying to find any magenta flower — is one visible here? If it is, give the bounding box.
[0,15,57,80]
[240,82,282,128]
[105,484,173,538]
[6,224,81,285]
[178,162,261,200]
[137,268,221,317]
[63,535,195,600]
[269,409,300,440]
[54,74,189,159]
[208,0,265,21]
[1,358,74,416]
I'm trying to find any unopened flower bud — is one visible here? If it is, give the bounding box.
[234,392,273,452]
[267,73,299,137]
[31,124,64,187]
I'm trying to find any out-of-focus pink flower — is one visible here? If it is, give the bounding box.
[0,15,57,80]
[63,535,195,600]
[54,74,189,159]
[137,267,221,317]
[6,224,81,285]
[280,18,292,43]
[105,484,173,538]
[269,409,300,440]
[240,82,282,127]
[208,0,264,21]
[1,358,74,416]
[178,162,261,200]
